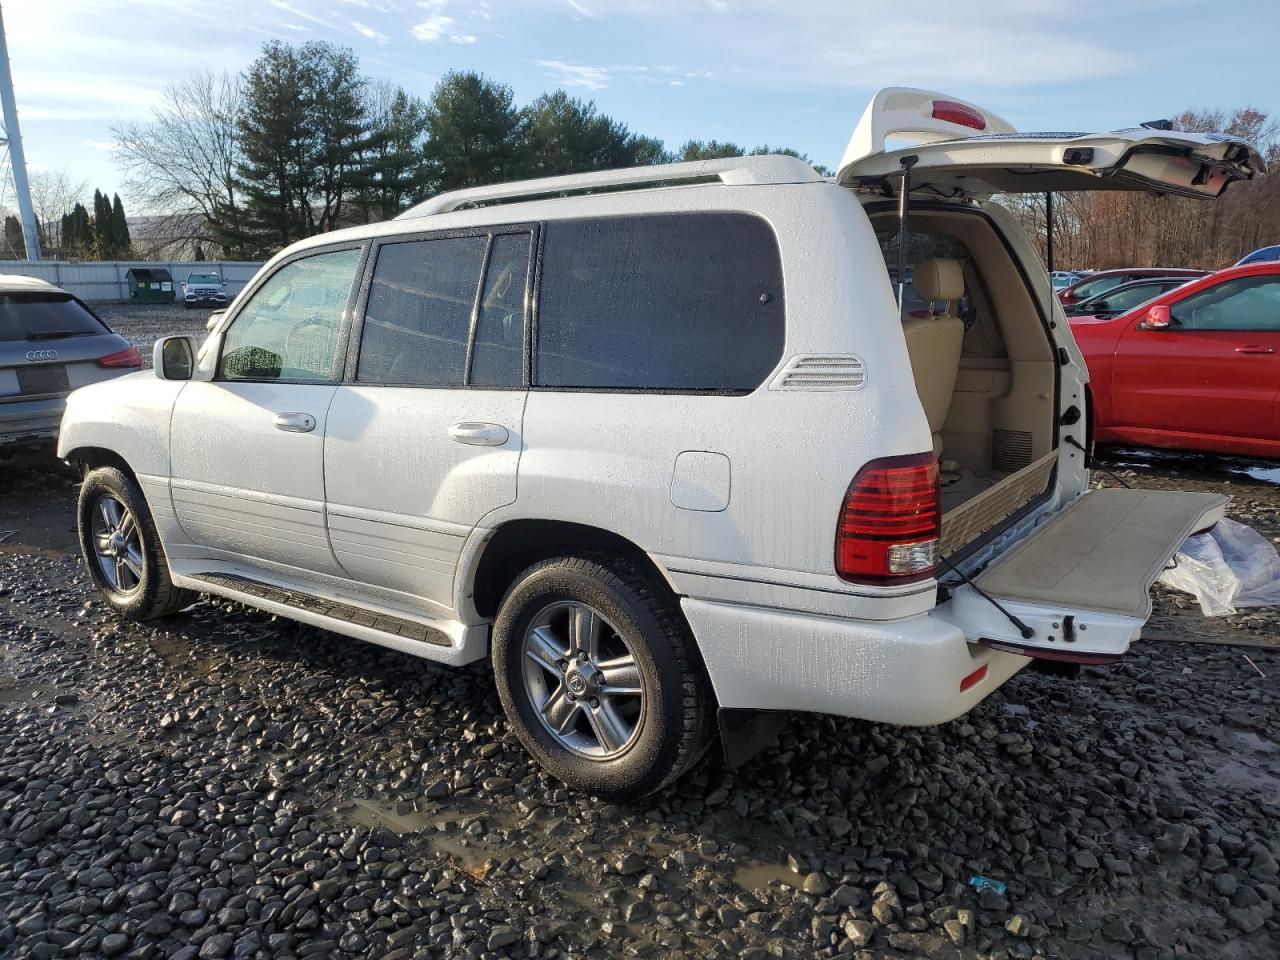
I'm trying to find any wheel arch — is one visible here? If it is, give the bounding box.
[63,445,140,484]
[464,519,681,622]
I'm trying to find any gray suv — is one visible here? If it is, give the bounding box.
[0,276,140,447]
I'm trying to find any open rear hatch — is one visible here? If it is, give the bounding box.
[935,489,1229,662]
[839,87,1264,200]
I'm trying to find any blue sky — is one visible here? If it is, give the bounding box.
[5,0,1280,212]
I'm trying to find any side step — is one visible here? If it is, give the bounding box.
[180,572,487,666]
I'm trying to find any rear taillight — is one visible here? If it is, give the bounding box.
[835,452,941,585]
[97,345,142,368]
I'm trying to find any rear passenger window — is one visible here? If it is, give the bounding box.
[471,233,531,387]
[357,236,487,385]
[535,213,784,391]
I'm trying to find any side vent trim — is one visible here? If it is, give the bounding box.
[769,354,867,392]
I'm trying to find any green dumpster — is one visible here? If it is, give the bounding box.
[126,268,176,303]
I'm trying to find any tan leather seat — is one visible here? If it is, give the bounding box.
[904,258,966,458]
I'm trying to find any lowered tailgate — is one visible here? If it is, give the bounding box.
[935,489,1229,662]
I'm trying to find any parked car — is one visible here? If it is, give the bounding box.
[1,276,140,448]
[1236,244,1280,266]
[183,272,229,309]
[58,88,1261,797]
[1064,277,1193,319]
[1071,262,1280,459]
[1058,267,1206,306]
[1051,270,1084,290]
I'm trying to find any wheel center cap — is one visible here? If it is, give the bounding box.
[565,661,599,697]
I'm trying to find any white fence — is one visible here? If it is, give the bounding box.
[0,260,266,302]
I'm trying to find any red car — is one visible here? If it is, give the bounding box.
[1071,262,1280,459]
[1059,267,1206,307]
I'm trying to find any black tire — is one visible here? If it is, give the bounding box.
[77,466,195,620]
[491,553,716,799]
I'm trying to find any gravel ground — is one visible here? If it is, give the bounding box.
[94,302,218,366]
[1,313,1277,960]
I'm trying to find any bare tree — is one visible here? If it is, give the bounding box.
[113,71,246,256]
[27,169,88,253]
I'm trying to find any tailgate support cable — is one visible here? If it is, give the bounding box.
[939,555,1036,640]
[1063,435,1132,488]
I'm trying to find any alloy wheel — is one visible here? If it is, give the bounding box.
[521,600,645,759]
[89,494,143,595]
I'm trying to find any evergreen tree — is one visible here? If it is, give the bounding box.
[676,139,744,161]
[355,84,433,221]
[423,72,522,192]
[92,189,114,257]
[110,194,131,257]
[61,202,93,257]
[520,91,662,177]
[304,42,367,233]
[236,40,316,252]
[3,215,23,258]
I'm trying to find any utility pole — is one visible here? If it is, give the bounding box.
[0,2,39,260]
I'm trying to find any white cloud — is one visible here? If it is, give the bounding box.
[537,60,612,91]
[412,14,455,41]
[80,139,117,153]
[451,34,478,44]
[708,0,729,10]
[350,20,388,42]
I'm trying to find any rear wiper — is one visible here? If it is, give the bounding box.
[27,330,92,341]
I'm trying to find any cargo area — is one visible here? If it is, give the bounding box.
[874,206,1061,557]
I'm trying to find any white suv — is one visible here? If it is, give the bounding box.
[59,89,1261,797]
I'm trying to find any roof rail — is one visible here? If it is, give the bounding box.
[396,154,822,220]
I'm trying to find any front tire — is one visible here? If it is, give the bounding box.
[491,554,716,799]
[77,466,195,620]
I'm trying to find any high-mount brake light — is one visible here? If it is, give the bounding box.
[96,345,142,368]
[835,452,942,585]
[931,100,987,132]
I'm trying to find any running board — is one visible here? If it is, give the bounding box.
[180,572,487,666]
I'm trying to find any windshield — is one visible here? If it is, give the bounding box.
[0,293,107,341]
[187,274,222,284]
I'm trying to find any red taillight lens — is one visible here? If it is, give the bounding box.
[931,100,987,131]
[97,345,142,368]
[835,453,942,585]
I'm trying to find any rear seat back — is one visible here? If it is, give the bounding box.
[904,258,966,457]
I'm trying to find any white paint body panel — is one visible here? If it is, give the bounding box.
[323,385,526,612]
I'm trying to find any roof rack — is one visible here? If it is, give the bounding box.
[396,154,822,220]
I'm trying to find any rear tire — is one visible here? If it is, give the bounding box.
[491,553,715,799]
[77,466,195,620]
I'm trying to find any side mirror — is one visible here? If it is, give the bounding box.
[153,335,199,380]
[1140,304,1172,330]
[206,310,226,332]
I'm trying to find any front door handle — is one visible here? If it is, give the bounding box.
[1235,345,1276,354]
[449,421,509,446]
[273,412,316,433]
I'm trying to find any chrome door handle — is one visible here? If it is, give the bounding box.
[1235,345,1275,354]
[273,412,316,433]
[448,421,509,446]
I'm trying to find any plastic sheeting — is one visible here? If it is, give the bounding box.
[1157,518,1280,616]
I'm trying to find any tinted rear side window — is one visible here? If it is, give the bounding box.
[535,213,784,391]
[0,293,106,341]
[357,236,487,386]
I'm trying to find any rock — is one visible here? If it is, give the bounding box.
[1005,914,1031,938]
[943,918,966,947]
[100,933,129,956]
[615,853,646,875]
[802,872,831,895]
[843,919,876,947]
[487,926,519,949]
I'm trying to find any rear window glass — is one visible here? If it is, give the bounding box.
[357,236,487,386]
[535,213,784,391]
[0,293,106,341]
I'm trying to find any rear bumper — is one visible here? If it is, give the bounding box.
[682,598,1029,726]
[0,397,64,445]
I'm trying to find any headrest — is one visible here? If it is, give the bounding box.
[913,258,965,302]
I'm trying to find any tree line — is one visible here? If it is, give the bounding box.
[114,40,829,260]
[2,185,132,260]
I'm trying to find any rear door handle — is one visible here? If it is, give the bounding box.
[273,412,316,433]
[1235,345,1276,354]
[449,421,509,446]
